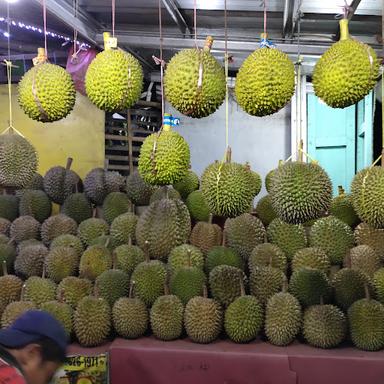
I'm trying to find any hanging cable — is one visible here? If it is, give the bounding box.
[112,0,116,38]
[263,0,267,35]
[194,0,198,48]
[158,0,165,120]
[5,3,13,130]
[71,0,80,60]
[42,0,48,57]
[224,0,229,149]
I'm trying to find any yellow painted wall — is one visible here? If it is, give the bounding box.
[0,85,105,179]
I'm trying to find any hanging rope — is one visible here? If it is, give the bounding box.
[194,0,198,48]
[381,66,384,165]
[4,3,13,131]
[112,0,116,38]
[42,0,48,57]
[71,0,80,60]
[224,0,229,149]
[158,0,165,120]
[263,0,267,35]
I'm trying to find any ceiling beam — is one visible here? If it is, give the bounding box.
[334,0,363,40]
[161,0,191,36]
[282,0,295,38]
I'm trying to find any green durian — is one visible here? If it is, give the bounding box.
[102,192,132,225]
[173,170,199,199]
[41,214,77,246]
[185,190,210,222]
[45,246,79,283]
[330,186,359,227]
[77,218,109,246]
[249,243,287,273]
[255,195,277,226]
[291,247,330,274]
[18,189,51,223]
[126,170,155,206]
[61,193,93,224]
[79,245,112,281]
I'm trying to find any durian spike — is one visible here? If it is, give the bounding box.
[338,185,345,196]
[144,240,150,262]
[339,19,350,41]
[129,281,135,299]
[203,36,214,52]
[65,157,73,171]
[202,284,208,299]
[364,284,371,300]
[2,260,7,275]
[128,235,132,247]
[239,272,246,297]
[225,146,232,163]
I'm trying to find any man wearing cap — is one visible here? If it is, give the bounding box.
[0,310,68,384]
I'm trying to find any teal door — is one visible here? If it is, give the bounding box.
[307,92,374,195]
[307,93,356,194]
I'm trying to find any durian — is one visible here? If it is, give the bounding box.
[18,189,52,223]
[14,244,48,278]
[173,170,199,199]
[149,186,181,204]
[41,214,77,245]
[138,130,190,186]
[79,245,112,281]
[95,268,129,307]
[330,186,359,227]
[189,217,222,255]
[249,243,287,273]
[50,234,84,259]
[102,192,132,224]
[164,36,225,118]
[168,244,204,274]
[0,195,18,222]
[61,193,93,224]
[345,245,381,278]
[205,244,243,273]
[255,195,277,226]
[18,60,75,122]
[185,190,210,222]
[45,246,79,283]
[41,300,73,337]
[0,218,10,235]
[110,212,138,245]
[114,242,145,276]
[0,263,23,316]
[355,222,384,260]
[1,300,36,328]
[126,171,155,206]
[56,277,92,308]
[85,48,143,112]
[10,216,40,243]
[24,172,44,190]
[23,276,56,307]
[291,247,330,274]
[77,218,109,246]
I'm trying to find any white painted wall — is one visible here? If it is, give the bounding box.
[169,99,292,197]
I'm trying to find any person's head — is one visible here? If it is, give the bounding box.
[0,310,68,384]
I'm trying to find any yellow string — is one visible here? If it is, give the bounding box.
[225,53,229,150]
[382,66,384,152]
[371,154,382,167]
[297,147,318,163]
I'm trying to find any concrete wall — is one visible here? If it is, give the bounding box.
[0,85,105,179]
[169,99,291,197]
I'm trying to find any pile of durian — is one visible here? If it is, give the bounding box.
[1,147,384,352]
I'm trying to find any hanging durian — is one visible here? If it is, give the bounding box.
[18,48,76,122]
[313,19,379,108]
[164,36,225,118]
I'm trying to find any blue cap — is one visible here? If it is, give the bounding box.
[0,310,68,353]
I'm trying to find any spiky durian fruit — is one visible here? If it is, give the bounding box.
[205,244,244,273]
[74,295,111,347]
[374,268,384,304]
[14,244,48,278]
[56,277,92,308]
[77,218,109,246]
[224,214,266,261]
[43,161,82,205]
[95,267,130,306]
[112,295,148,339]
[10,216,40,243]
[313,19,379,108]
[291,247,330,274]
[23,276,57,307]
[168,244,204,274]
[41,300,73,337]
[41,214,77,246]
[265,168,277,193]
[224,293,263,343]
[114,243,145,276]
[345,245,381,278]
[1,301,36,328]
[149,187,180,204]
[170,266,206,305]
[0,218,10,235]
[269,161,332,224]
[255,195,277,226]
[189,219,222,255]
[0,267,23,316]
[164,37,225,118]
[83,168,125,206]
[173,170,199,199]
[348,295,384,351]
[249,266,285,305]
[126,171,155,206]
[50,234,84,259]
[289,268,331,307]
[332,268,371,310]
[90,234,118,252]
[201,157,258,218]
[85,48,143,111]
[265,291,302,346]
[249,243,287,273]
[45,246,79,283]
[110,212,137,245]
[184,291,223,343]
[0,132,38,188]
[267,218,307,261]
[235,46,294,116]
[355,223,384,260]
[61,193,93,224]
[0,195,18,222]
[18,189,52,223]
[150,294,184,341]
[309,216,354,265]
[102,192,132,224]
[330,186,359,227]
[16,239,41,253]
[130,257,167,307]
[79,245,112,281]
[185,190,210,222]
[0,243,16,274]
[18,61,75,122]
[351,166,384,229]
[24,172,44,190]
[135,198,191,260]
[209,265,247,307]
[303,304,347,348]
[138,130,190,186]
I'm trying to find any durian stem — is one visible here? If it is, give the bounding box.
[338,185,345,196]
[203,36,213,52]
[339,19,350,41]
[129,281,135,299]
[2,260,7,276]
[144,240,151,263]
[222,230,227,247]
[128,235,132,247]
[94,281,100,298]
[202,284,208,298]
[42,265,46,279]
[239,273,245,297]
[225,146,232,163]
[112,251,117,270]
[65,157,73,171]
[21,283,26,301]
[187,249,192,267]
[364,284,371,300]
[104,237,111,249]
[282,276,288,293]
[92,208,97,218]
[7,237,14,246]
[298,139,304,162]
[381,149,384,168]
[164,282,170,296]
[208,213,213,225]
